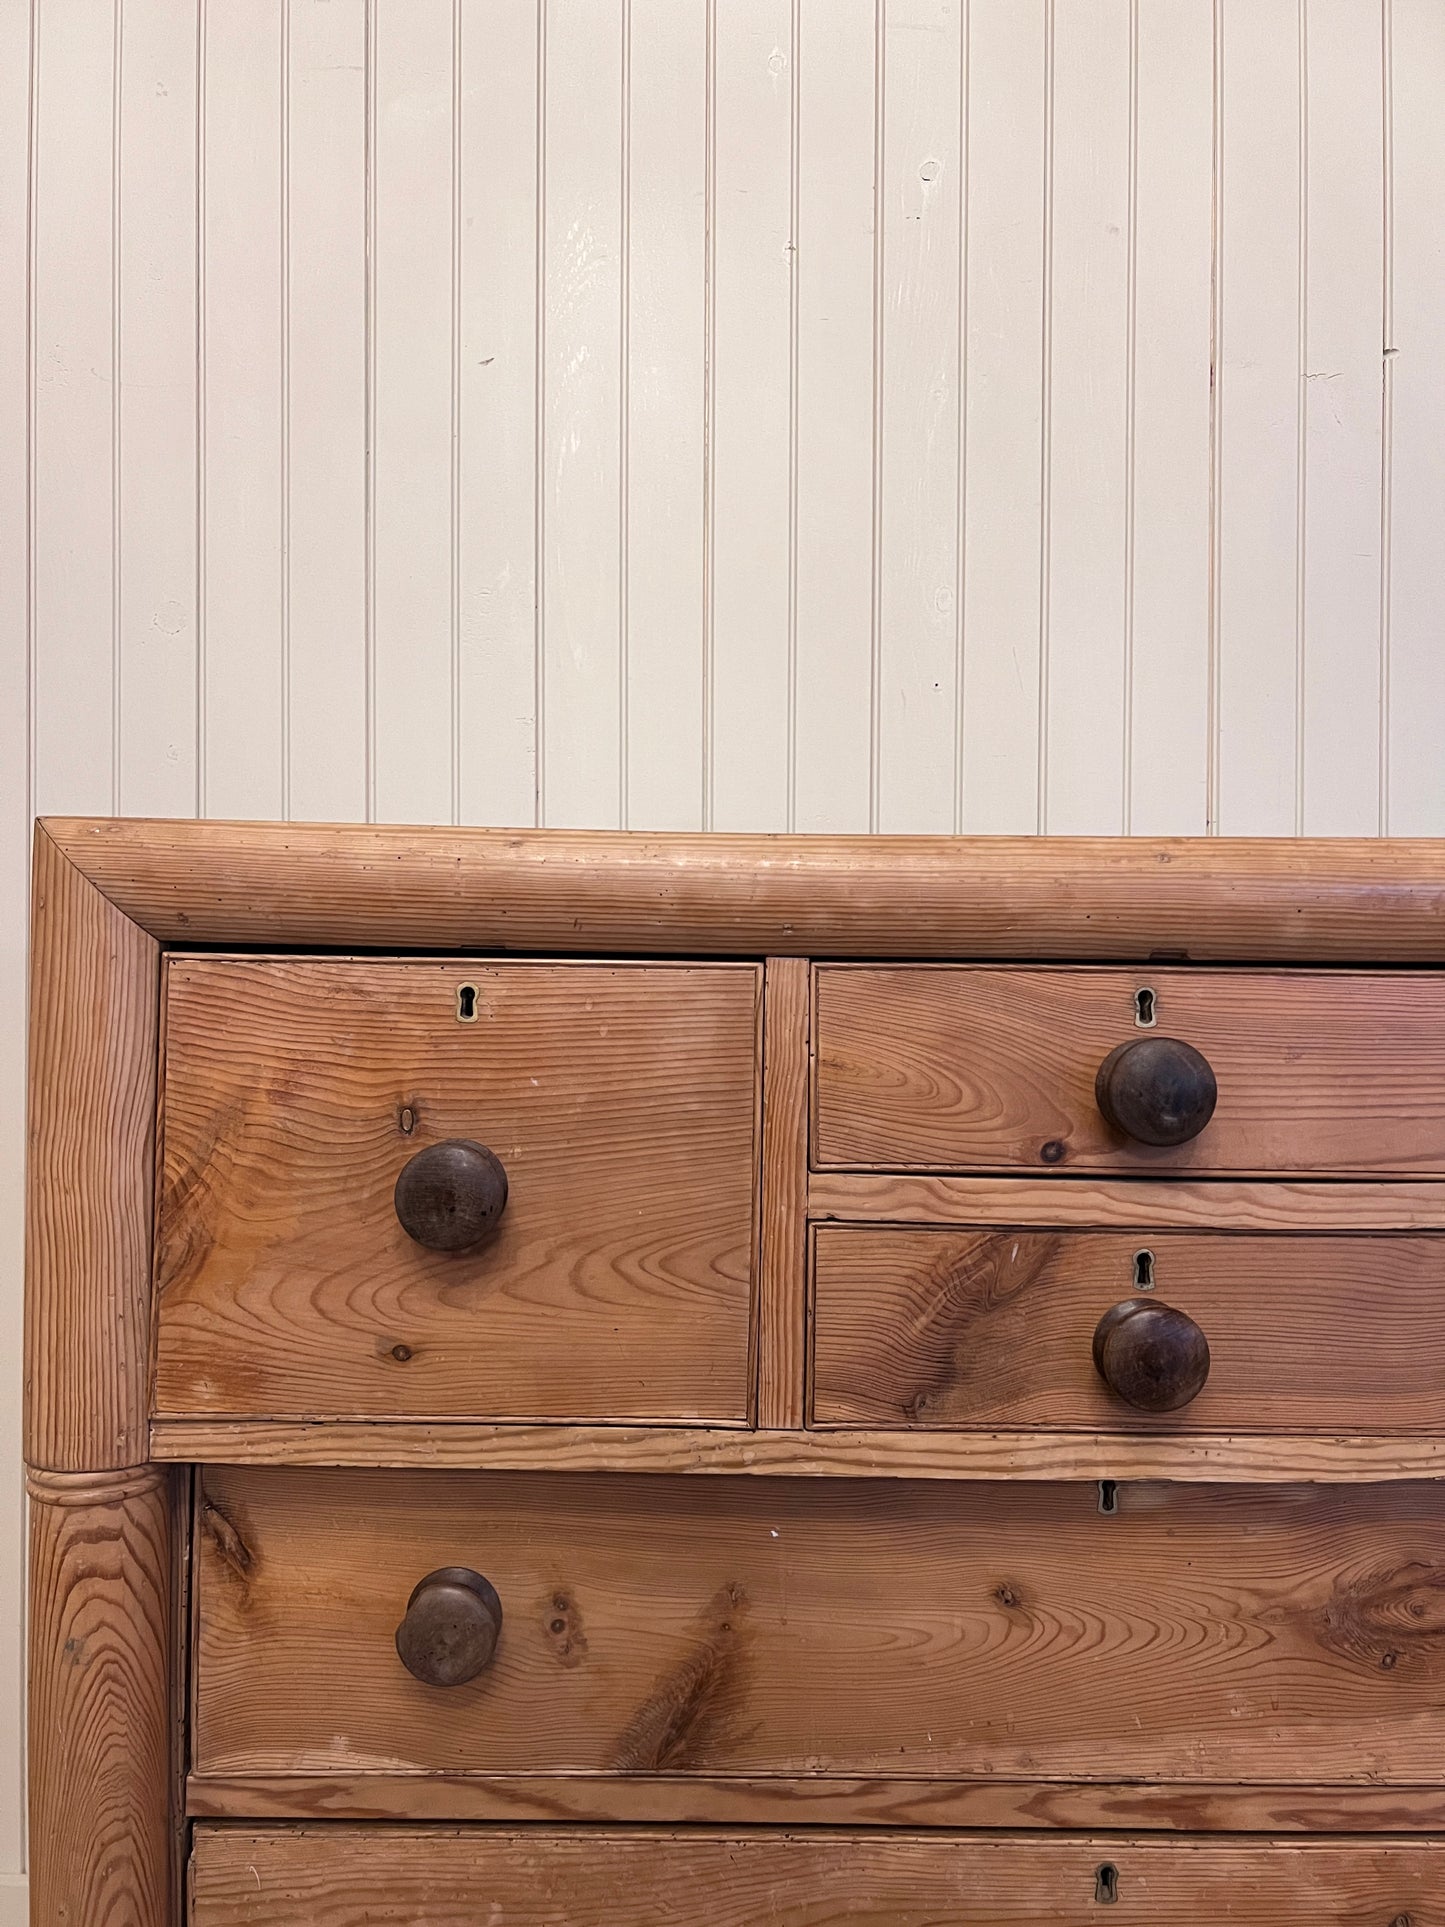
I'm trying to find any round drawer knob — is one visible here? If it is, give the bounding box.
[395,1567,503,1687]
[394,1139,508,1251]
[1093,1299,1211,1413]
[1095,1036,1218,1147]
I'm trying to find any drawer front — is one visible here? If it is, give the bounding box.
[814,965,1445,1174]
[812,1224,1445,1432]
[194,1468,1445,1786]
[189,1827,1445,1926]
[157,958,760,1422]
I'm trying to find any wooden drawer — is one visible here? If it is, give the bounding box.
[189,1826,1445,1925]
[813,965,1445,1174]
[156,958,760,1422]
[194,1466,1445,1788]
[812,1223,1445,1432]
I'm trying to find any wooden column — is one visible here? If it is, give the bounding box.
[756,958,810,1428]
[25,825,171,1926]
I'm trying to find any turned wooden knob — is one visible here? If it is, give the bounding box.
[394,1139,508,1250]
[1095,1036,1218,1146]
[395,1567,503,1686]
[1093,1299,1211,1412]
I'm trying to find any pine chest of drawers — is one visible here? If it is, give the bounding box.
[25,819,1445,1926]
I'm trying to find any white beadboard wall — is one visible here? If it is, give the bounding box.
[3,0,1444,1896]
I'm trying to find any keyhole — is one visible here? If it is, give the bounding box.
[1098,1480,1119,1516]
[1134,985,1157,1027]
[456,983,478,1022]
[1094,1863,1119,1905]
[1133,1248,1155,1290]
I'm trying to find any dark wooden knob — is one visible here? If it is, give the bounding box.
[1095,1036,1218,1146]
[395,1567,502,1687]
[1093,1299,1210,1413]
[394,1139,508,1250]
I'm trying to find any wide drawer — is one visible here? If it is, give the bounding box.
[156,957,761,1423]
[813,965,1445,1174]
[811,1223,1445,1432]
[189,1826,1445,1925]
[194,1467,1445,1787]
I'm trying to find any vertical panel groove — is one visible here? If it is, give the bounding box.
[786,0,800,834]
[279,0,291,821]
[1378,0,1394,834]
[533,0,547,827]
[194,0,207,814]
[1122,0,1139,833]
[363,0,376,823]
[1205,0,1222,833]
[110,0,122,816]
[951,0,967,835]
[867,0,884,833]
[619,0,632,829]
[450,0,462,829]
[1035,0,1054,835]
[1294,0,1309,834]
[700,0,715,830]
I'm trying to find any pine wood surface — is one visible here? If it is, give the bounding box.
[808,1171,1445,1228]
[27,1469,174,1926]
[812,1224,1445,1432]
[42,818,1445,957]
[25,823,160,1468]
[194,1467,1445,1787]
[150,1416,1445,1482]
[757,959,809,1427]
[183,1771,1445,1834]
[189,1826,1445,1925]
[155,957,760,1422]
[815,964,1445,1176]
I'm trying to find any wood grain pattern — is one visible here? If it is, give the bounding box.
[812,1225,1445,1433]
[185,1769,1445,1835]
[808,1171,1445,1229]
[44,817,1445,957]
[25,822,160,1469]
[190,1826,1445,1925]
[757,959,809,1427]
[195,1468,1445,1786]
[815,964,1445,1175]
[156,957,760,1422]
[27,1469,174,1927]
[150,1416,1445,1483]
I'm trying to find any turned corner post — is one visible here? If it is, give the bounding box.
[24,823,173,1927]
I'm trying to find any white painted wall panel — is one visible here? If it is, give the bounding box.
[201,0,286,818]
[1388,0,1445,834]
[457,0,540,828]
[959,0,1047,833]
[1042,0,1130,835]
[876,0,962,834]
[708,0,794,831]
[1127,0,1214,834]
[793,0,876,833]
[3,0,1442,1896]
[286,0,369,825]
[0,0,32,1881]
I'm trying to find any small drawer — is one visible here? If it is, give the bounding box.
[813,965,1445,1175]
[189,1825,1445,1926]
[156,957,761,1422]
[194,1467,1445,1790]
[812,1223,1445,1432]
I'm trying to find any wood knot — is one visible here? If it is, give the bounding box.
[1314,1562,1445,1675]
[613,1582,752,1772]
[543,1589,589,1668]
[200,1497,254,1587]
